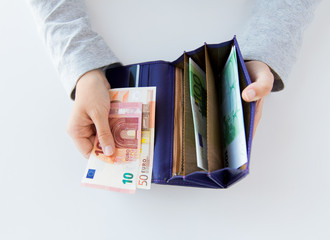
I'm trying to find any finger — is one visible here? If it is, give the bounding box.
[242,78,273,102]
[68,129,94,159]
[242,62,274,102]
[253,98,265,138]
[73,137,94,159]
[90,110,115,156]
[66,108,97,159]
[89,135,96,146]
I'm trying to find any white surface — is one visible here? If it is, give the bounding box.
[1,0,329,239]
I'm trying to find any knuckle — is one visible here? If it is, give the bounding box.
[66,123,83,139]
[265,83,273,93]
[89,108,102,120]
[89,105,109,120]
[97,130,112,143]
[259,82,272,95]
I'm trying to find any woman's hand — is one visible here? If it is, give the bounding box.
[242,61,274,137]
[67,69,115,159]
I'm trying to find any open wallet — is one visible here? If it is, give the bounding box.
[105,36,255,189]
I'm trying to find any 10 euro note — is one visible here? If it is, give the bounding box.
[81,102,142,194]
[109,87,156,190]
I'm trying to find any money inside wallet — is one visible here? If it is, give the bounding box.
[172,44,249,177]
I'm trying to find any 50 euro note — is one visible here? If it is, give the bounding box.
[110,87,156,189]
[81,102,142,194]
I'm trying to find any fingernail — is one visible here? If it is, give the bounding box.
[103,145,113,156]
[244,89,256,101]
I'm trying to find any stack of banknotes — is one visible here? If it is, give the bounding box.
[188,45,247,172]
[81,87,156,194]
[170,45,248,178]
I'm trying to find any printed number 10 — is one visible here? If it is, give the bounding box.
[122,173,134,184]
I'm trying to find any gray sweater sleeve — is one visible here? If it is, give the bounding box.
[238,0,321,91]
[28,0,320,99]
[27,0,119,100]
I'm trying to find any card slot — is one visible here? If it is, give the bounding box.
[182,53,201,176]
[204,44,224,172]
[172,67,184,176]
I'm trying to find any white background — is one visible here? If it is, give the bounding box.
[1,0,329,239]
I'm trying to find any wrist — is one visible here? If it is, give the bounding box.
[77,69,109,88]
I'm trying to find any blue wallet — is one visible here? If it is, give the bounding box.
[105,36,255,188]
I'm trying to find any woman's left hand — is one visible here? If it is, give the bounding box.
[242,61,274,137]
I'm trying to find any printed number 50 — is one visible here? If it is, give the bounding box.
[138,175,148,186]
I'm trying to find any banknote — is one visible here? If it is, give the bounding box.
[109,87,156,189]
[219,45,247,169]
[81,102,142,194]
[189,58,208,171]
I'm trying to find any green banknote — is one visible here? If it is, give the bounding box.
[189,58,208,170]
[219,45,247,169]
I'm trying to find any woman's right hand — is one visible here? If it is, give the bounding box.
[66,69,115,159]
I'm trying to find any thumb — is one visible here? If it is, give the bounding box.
[242,80,272,102]
[91,110,115,156]
[242,61,274,102]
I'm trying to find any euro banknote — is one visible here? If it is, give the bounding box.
[219,45,247,169]
[81,102,142,194]
[109,87,156,189]
[189,58,208,171]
